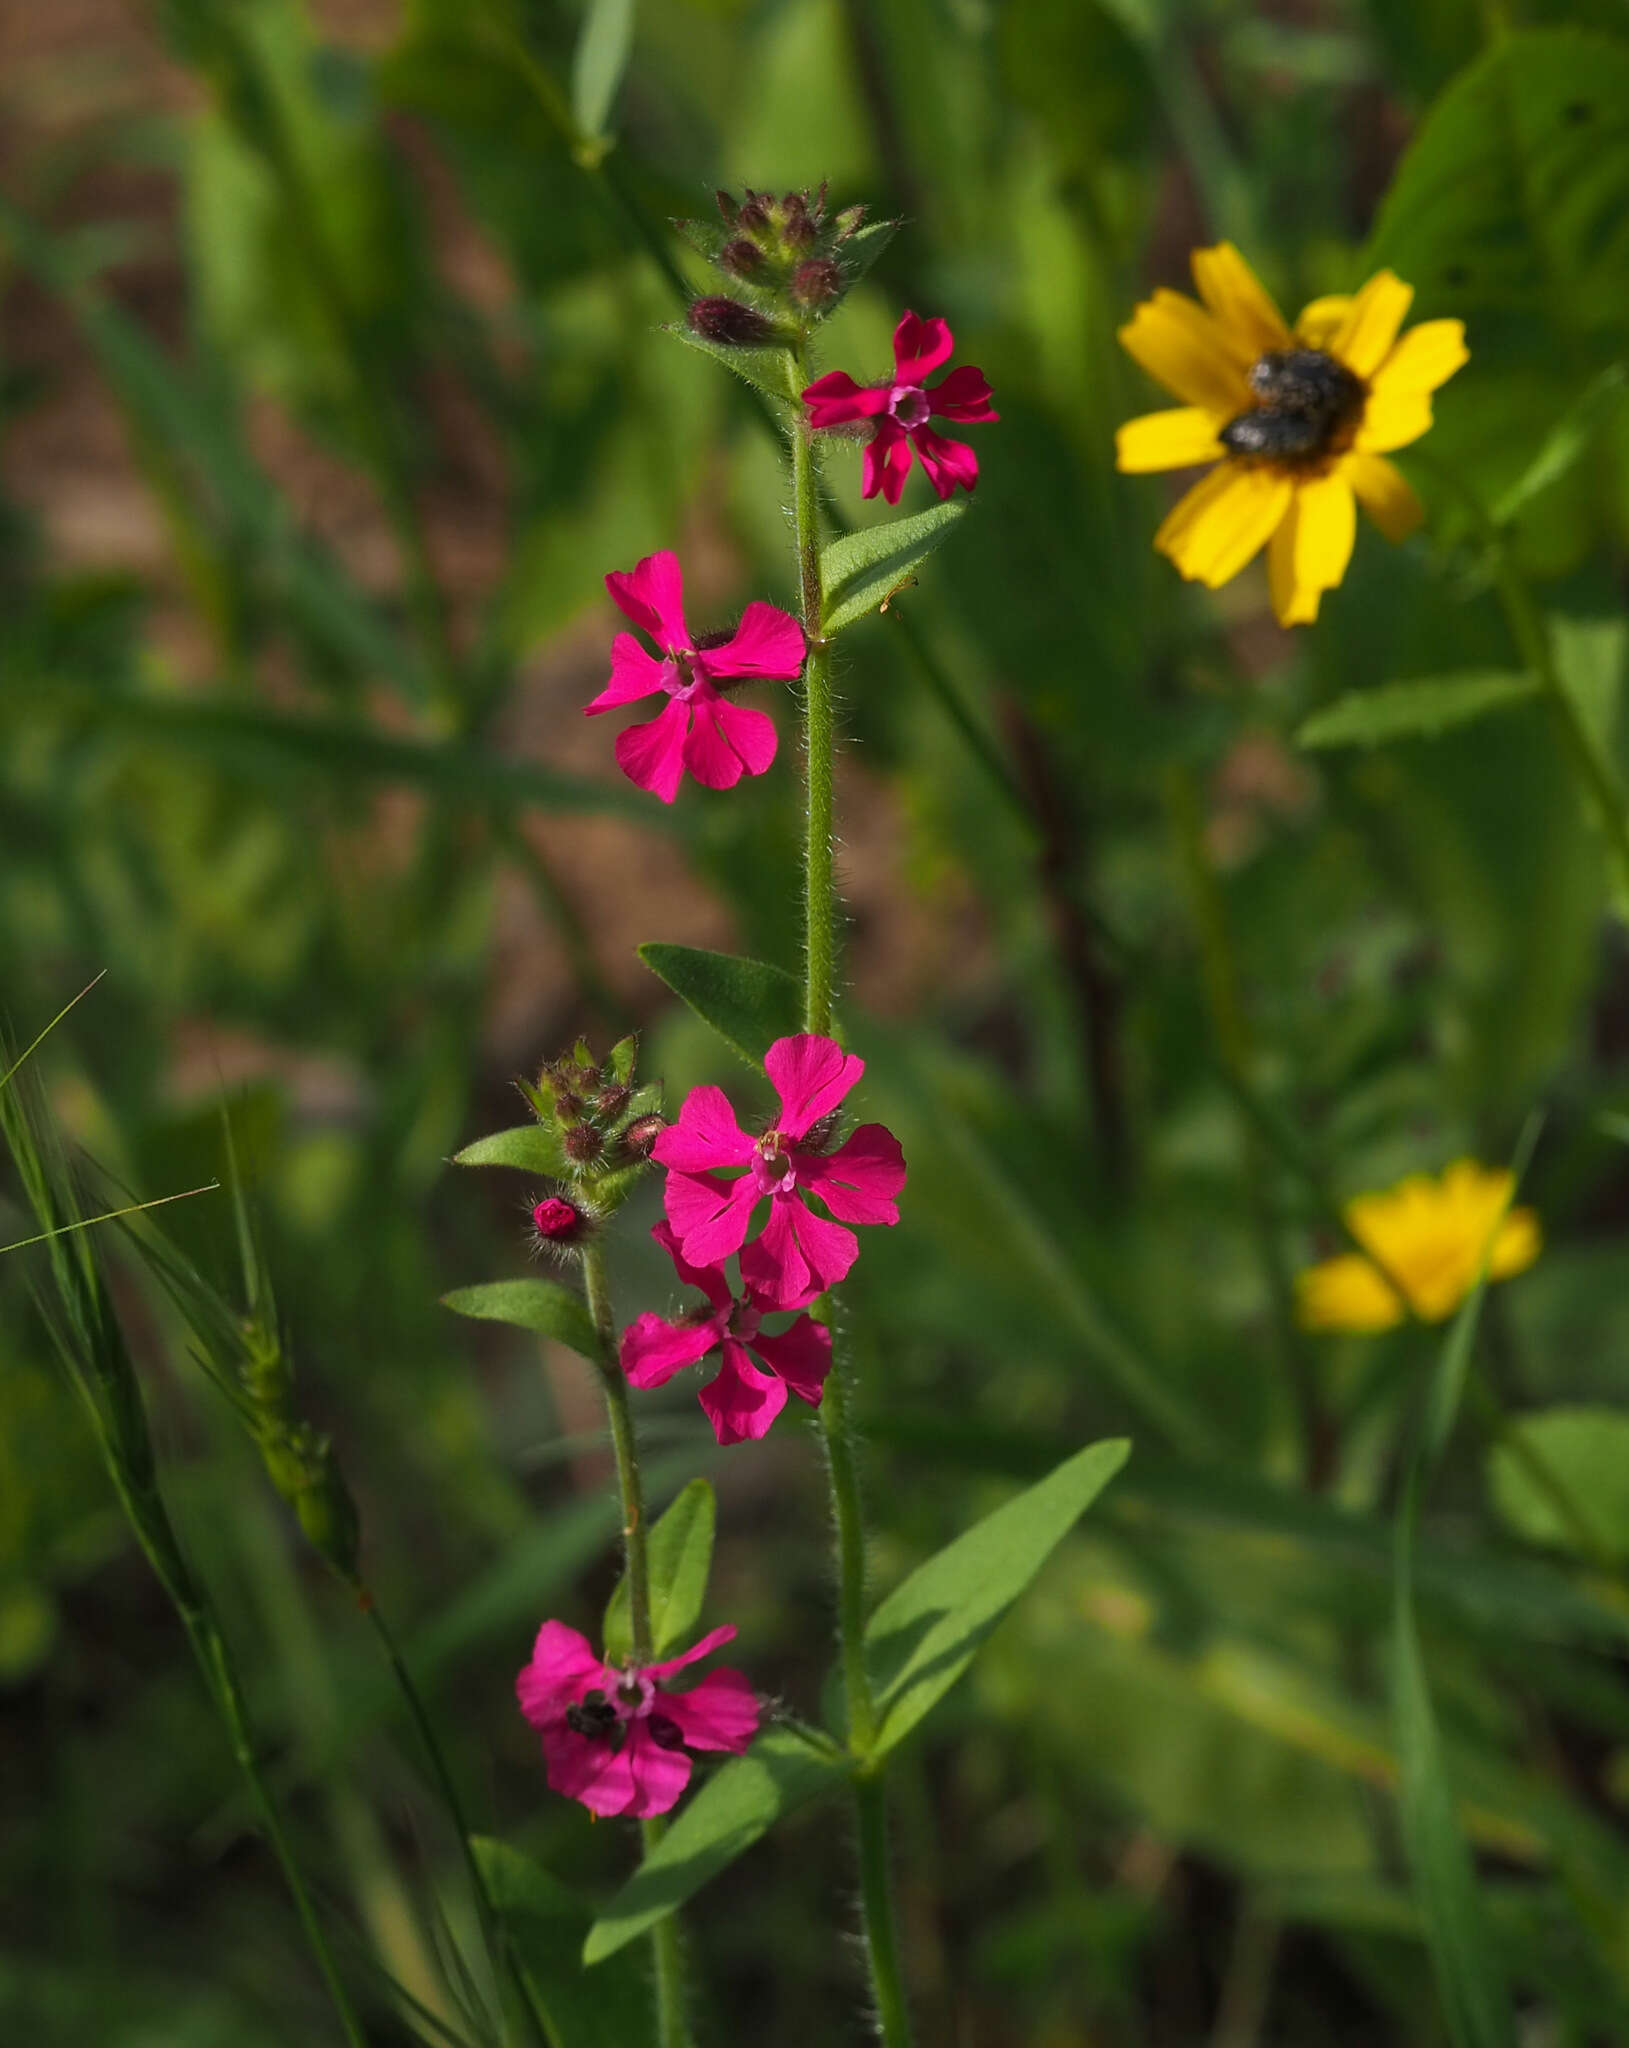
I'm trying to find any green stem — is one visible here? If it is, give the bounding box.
[364,1600,549,2047]
[581,1241,686,2048]
[789,343,913,2046]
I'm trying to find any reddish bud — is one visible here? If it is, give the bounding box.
[595,1083,631,1120]
[688,296,780,347]
[620,1115,666,1159]
[735,196,769,235]
[533,1196,586,1241]
[563,1123,606,1166]
[715,188,737,222]
[718,237,764,279]
[781,195,816,249]
[791,258,843,310]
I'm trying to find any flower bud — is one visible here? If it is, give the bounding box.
[833,203,867,242]
[619,1115,666,1159]
[534,1195,588,1242]
[718,238,764,280]
[781,193,816,250]
[688,296,782,348]
[791,258,842,311]
[715,189,737,222]
[563,1122,606,1167]
[594,1083,631,1120]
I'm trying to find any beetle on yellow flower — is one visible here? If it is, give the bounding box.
[1116,244,1468,626]
[1296,1161,1540,1334]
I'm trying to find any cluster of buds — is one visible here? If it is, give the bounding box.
[522,1035,665,1253]
[678,184,893,350]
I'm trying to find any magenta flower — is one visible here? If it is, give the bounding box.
[516,1619,758,1819]
[584,550,805,804]
[650,1034,906,1311]
[622,1222,832,1445]
[801,310,998,505]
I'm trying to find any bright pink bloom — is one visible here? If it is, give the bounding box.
[622,1222,832,1444]
[650,1034,906,1310]
[516,1619,757,1819]
[801,311,998,505]
[532,1196,582,1239]
[585,551,805,804]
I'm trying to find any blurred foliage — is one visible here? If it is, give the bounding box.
[5,0,1629,2043]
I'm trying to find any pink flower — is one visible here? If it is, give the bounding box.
[516,1619,758,1819]
[650,1034,906,1310]
[801,311,998,505]
[585,551,805,804]
[621,1222,832,1444]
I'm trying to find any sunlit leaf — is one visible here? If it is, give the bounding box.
[1296,674,1538,750]
[637,943,804,1068]
[663,327,797,409]
[820,501,968,637]
[571,0,637,144]
[442,1279,599,1363]
[603,1478,716,1664]
[453,1124,571,1176]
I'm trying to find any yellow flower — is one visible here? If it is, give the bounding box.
[1297,1161,1540,1333]
[1116,244,1467,626]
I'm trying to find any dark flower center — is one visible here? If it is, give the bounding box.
[646,1713,686,1751]
[888,384,930,430]
[1219,348,1364,466]
[565,1692,621,1743]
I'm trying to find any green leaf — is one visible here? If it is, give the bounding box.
[1491,364,1627,524]
[583,1729,850,1964]
[1296,674,1539,750]
[441,1279,599,1363]
[835,217,900,289]
[1487,1406,1629,1565]
[637,944,804,1068]
[865,1437,1130,1758]
[820,501,968,637]
[663,326,797,409]
[605,1035,638,1085]
[473,1836,653,2047]
[571,0,637,143]
[452,1123,571,1176]
[1368,31,1629,336]
[603,1478,716,1664]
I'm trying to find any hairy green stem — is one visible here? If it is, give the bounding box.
[789,344,913,2047]
[581,1242,687,2048]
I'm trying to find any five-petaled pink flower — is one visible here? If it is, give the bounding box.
[622,1222,832,1444]
[516,1619,758,1819]
[650,1034,906,1311]
[585,550,805,804]
[801,311,998,504]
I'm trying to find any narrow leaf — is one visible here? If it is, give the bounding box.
[571,0,637,143]
[1492,364,1627,524]
[866,1437,1130,1758]
[583,1729,849,1964]
[664,326,797,409]
[835,217,900,289]
[452,1123,572,1176]
[637,943,804,1068]
[1296,674,1538,750]
[442,1279,599,1363]
[604,1478,716,1664]
[820,501,968,637]
[474,1837,652,2047]
[1487,1407,1629,1565]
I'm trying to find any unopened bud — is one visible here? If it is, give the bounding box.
[791,258,842,310]
[563,1123,605,1167]
[595,1083,631,1120]
[715,188,737,222]
[833,203,867,242]
[735,196,769,235]
[689,296,780,347]
[534,1195,588,1241]
[718,238,764,280]
[620,1115,666,1159]
[781,194,816,249]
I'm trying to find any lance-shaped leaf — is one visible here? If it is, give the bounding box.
[820,500,968,637]
[571,0,636,144]
[1296,674,1538,750]
[603,1478,716,1664]
[583,1728,850,1964]
[442,1279,599,1364]
[474,1837,653,2047]
[453,1123,572,1176]
[638,943,805,1068]
[865,1437,1131,1758]
[664,327,797,409]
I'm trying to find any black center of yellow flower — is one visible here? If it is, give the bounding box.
[1220,348,1363,465]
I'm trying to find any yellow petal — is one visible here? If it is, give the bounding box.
[1490,1206,1542,1281]
[1356,390,1435,454]
[1155,462,1293,589]
[1116,407,1225,473]
[1266,469,1356,626]
[1370,318,1469,399]
[1296,1253,1405,1333]
[1346,453,1423,542]
[1330,271,1415,379]
[1190,243,1291,357]
[1119,290,1254,415]
[1295,294,1353,349]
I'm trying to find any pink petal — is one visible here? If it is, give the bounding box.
[787,1200,860,1298]
[660,1667,759,1753]
[803,369,889,427]
[798,1122,906,1225]
[710,697,778,777]
[910,425,979,499]
[892,310,955,384]
[664,1168,759,1268]
[700,601,806,681]
[613,698,691,803]
[749,1315,831,1406]
[620,1726,695,1817]
[862,419,913,504]
[927,363,999,423]
[764,1034,864,1139]
[682,692,751,791]
[651,1085,754,1173]
[541,1718,639,1814]
[698,1340,788,1445]
[605,550,690,649]
[621,1310,718,1390]
[651,1220,733,1311]
[738,1194,858,1309]
[516,1619,605,1726]
[585,633,669,713]
[646,1621,739,1682]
